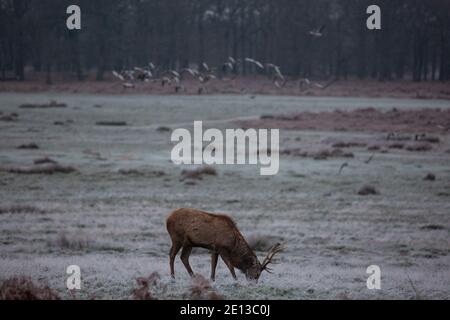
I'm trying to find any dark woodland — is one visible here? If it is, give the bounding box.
[0,0,449,82]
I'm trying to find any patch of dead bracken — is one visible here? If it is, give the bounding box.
[0,112,19,121]
[0,205,46,215]
[0,163,76,174]
[0,276,60,300]
[181,166,217,179]
[357,185,379,196]
[156,126,171,132]
[332,141,367,148]
[420,224,446,231]
[281,148,353,160]
[423,173,436,181]
[19,100,66,108]
[239,108,450,134]
[95,121,127,126]
[118,168,165,177]
[17,142,39,149]
[33,157,58,165]
[388,143,405,149]
[367,145,381,151]
[188,275,224,300]
[132,272,163,300]
[405,143,432,152]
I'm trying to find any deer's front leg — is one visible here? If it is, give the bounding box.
[220,253,237,280]
[211,252,219,281]
[180,245,194,277]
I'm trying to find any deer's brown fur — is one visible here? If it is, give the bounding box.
[166,208,282,281]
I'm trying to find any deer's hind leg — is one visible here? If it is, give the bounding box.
[180,245,194,277]
[169,241,182,279]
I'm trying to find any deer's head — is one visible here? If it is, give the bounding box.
[245,243,284,281]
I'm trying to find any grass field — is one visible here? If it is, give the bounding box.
[0,93,449,299]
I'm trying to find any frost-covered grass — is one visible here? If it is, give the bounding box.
[0,93,449,299]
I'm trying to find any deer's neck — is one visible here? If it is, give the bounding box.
[231,234,258,271]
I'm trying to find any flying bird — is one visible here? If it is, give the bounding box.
[313,78,336,89]
[265,63,286,88]
[180,68,199,78]
[112,70,125,81]
[202,62,210,72]
[245,58,264,69]
[309,25,325,37]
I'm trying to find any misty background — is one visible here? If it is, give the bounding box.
[0,0,449,83]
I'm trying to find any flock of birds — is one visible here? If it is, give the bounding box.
[111,25,332,93]
[111,56,289,93]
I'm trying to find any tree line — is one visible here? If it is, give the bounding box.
[0,0,449,82]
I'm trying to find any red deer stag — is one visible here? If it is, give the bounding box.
[166,208,283,281]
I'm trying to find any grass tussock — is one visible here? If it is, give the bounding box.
[0,277,60,300]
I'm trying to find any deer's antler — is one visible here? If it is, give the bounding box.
[261,243,284,272]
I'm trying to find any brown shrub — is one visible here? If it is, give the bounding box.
[0,277,60,300]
